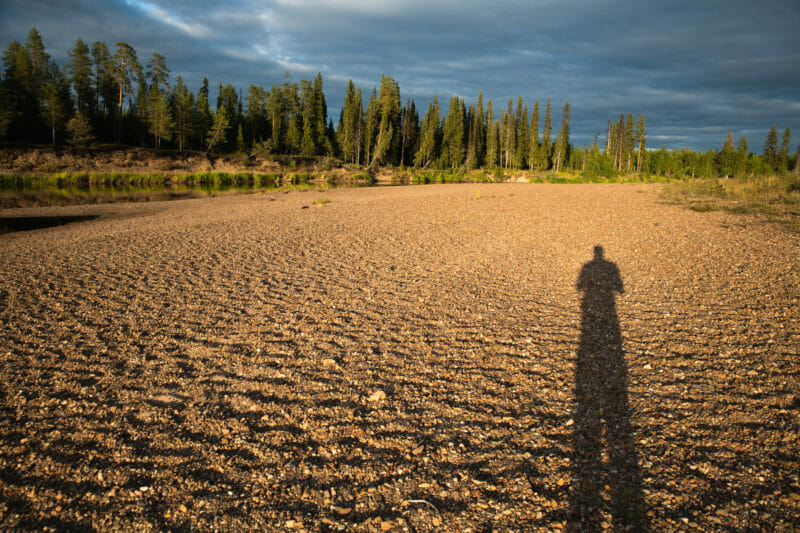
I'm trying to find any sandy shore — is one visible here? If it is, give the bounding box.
[1,183,798,531]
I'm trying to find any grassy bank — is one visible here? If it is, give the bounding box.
[664,174,800,230]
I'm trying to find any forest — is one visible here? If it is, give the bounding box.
[1,28,798,179]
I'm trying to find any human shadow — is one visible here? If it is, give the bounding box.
[569,246,647,531]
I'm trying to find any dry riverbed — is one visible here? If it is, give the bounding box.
[0,183,798,531]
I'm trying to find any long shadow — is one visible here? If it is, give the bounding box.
[569,246,647,530]
[0,215,99,234]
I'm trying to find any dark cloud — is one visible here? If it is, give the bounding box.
[1,0,798,150]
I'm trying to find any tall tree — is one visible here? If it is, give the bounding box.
[553,101,571,172]
[41,64,72,145]
[777,127,791,172]
[635,114,646,173]
[207,105,230,151]
[541,97,552,170]
[112,42,142,141]
[529,100,539,170]
[485,99,499,168]
[148,86,173,148]
[414,96,441,167]
[371,75,402,166]
[67,38,93,115]
[735,135,748,176]
[146,52,170,94]
[400,98,419,167]
[718,132,736,177]
[514,97,529,169]
[172,76,194,151]
[763,124,778,169]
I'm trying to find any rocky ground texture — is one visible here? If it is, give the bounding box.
[0,183,798,531]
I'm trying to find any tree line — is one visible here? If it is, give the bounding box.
[1,28,798,178]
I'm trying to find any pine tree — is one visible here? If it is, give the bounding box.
[41,70,70,145]
[146,52,170,94]
[763,125,778,169]
[735,135,748,176]
[207,105,230,151]
[66,110,94,146]
[553,101,570,172]
[718,132,736,177]
[148,86,173,148]
[372,75,402,166]
[777,127,791,172]
[635,115,646,173]
[529,100,539,170]
[485,99,499,168]
[67,38,93,115]
[624,113,634,171]
[414,96,441,167]
[112,42,142,141]
[400,98,419,167]
[363,87,379,165]
[194,78,212,150]
[541,97,552,170]
[514,97,529,169]
[266,84,284,153]
[172,77,193,151]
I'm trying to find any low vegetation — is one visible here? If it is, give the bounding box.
[664,174,800,230]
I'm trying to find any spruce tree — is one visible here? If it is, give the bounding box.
[414,96,441,168]
[514,97,529,169]
[635,115,646,173]
[778,127,791,172]
[485,99,498,168]
[735,135,748,176]
[207,106,230,151]
[66,110,94,146]
[529,100,539,170]
[763,125,778,169]
[67,38,93,115]
[718,132,736,177]
[371,75,402,166]
[541,97,552,170]
[553,101,570,173]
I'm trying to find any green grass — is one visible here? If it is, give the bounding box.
[313,196,330,206]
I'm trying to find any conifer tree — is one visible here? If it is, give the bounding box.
[485,99,499,168]
[718,132,736,177]
[172,77,193,151]
[514,97,529,169]
[362,87,379,165]
[440,95,466,168]
[207,105,230,151]
[735,135,748,176]
[66,110,93,146]
[635,114,646,173]
[624,113,634,171]
[529,100,539,170]
[553,101,570,173]
[414,96,441,167]
[763,125,778,169]
[67,38,93,115]
[148,86,173,148]
[400,98,419,167]
[372,75,402,166]
[266,84,284,153]
[778,127,791,172]
[195,79,213,150]
[541,97,552,170]
[112,42,142,141]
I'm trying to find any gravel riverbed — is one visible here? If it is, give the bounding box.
[1,183,798,531]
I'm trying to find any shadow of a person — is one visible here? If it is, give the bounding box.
[569,246,646,531]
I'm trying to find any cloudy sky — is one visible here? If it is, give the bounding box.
[2,0,798,151]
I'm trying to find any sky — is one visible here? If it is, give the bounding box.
[2,0,799,151]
